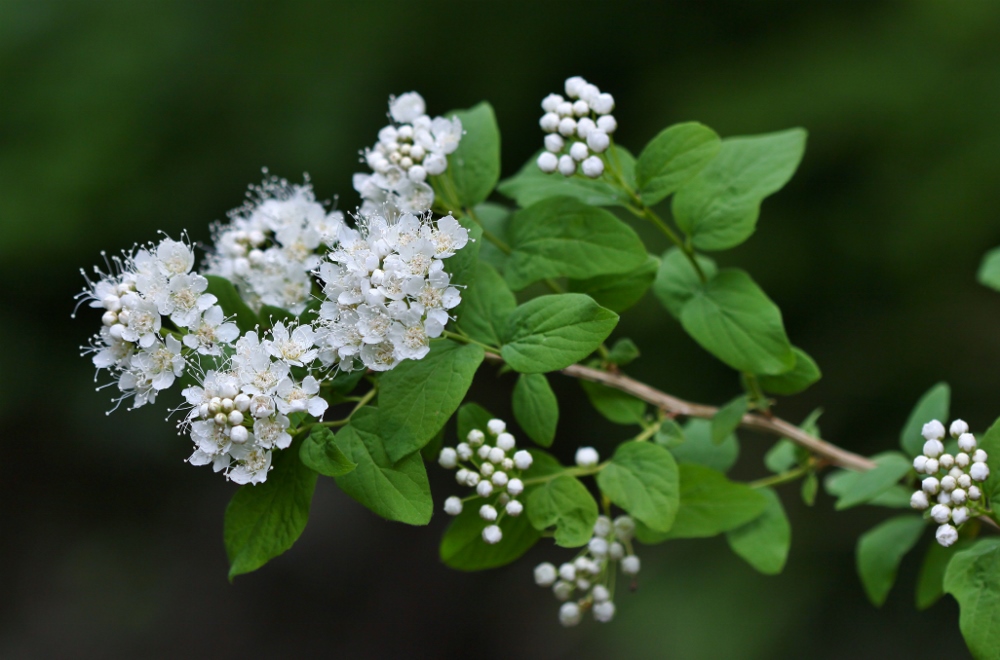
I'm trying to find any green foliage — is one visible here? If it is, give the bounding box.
[526,475,599,547]
[671,418,740,474]
[635,122,721,206]
[917,538,970,611]
[299,426,357,477]
[333,408,433,525]
[765,409,820,473]
[679,269,795,375]
[501,294,618,373]
[829,452,913,510]
[378,340,485,462]
[224,437,318,580]
[596,442,680,533]
[457,403,495,443]
[801,472,818,506]
[204,274,258,333]
[440,506,541,571]
[899,382,950,457]
[512,373,559,447]
[978,246,1000,292]
[445,216,483,290]
[503,196,648,291]
[856,515,926,607]
[497,146,637,208]
[757,347,822,395]
[824,466,913,510]
[606,337,641,366]
[472,202,511,273]
[649,464,768,540]
[712,395,748,445]
[654,419,686,448]
[441,102,500,209]
[944,538,1000,659]
[454,261,515,349]
[976,415,1000,502]
[568,254,659,313]
[580,379,645,425]
[672,129,807,251]
[725,488,791,575]
[652,248,718,318]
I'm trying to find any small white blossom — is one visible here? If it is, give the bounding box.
[482,525,502,544]
[910,491,929,510]
[593,601,616,623]
[505,500,523,516]
[559,602,582,627]
[971,462,990,481]
[931,504,952,524]
[923,439,944,459]
[575,447,600,467]
[936,524,959,547]
[951,419,970,437]
[444,496,463,516]
[535,563,557,586]
[922,420,946,441]
[621,555,641,575]
[479,504,498,522]
[438,447,458,469]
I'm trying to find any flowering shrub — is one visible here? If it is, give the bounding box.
[75,80,1000,655]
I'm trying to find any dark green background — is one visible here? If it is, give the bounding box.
[3,1,998,657]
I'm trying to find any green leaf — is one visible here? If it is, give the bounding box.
[672,128,807,251]
[333,408,433,525]
[899,382,950,457]
[725,488,791,575]
[503,196,648,291]
[680,268,795,375]
[445,216,483,290]
[326,369,366,395]
[204,274,259,333]
[596,442,680,533]
[473,202,511,273]
[224,437,318,580]
[512,373,559,447]
[441,102,500,209]
[580,380,645,425]
[856,515,926,607]
[454,261,515,349]
[299,427,357,477]
[522,448,565,480]
[825,469,913,509]
[801,472,818,506]
[978,246,1000,292]
[944,538,1000,659]
[654,419,686,448]
[652,247,718,319]
[457,403,495,444]
[917,538,970,610]
[526,475,599,547]
[832,452,913,510]
[978,416,1000,502]
[378,340,485,462]
[606,338,640,366]
[568,254,659,313]
[501,294,619,373]
[497,146,636,208]
[671,418,740,474]
[757,347,821,395]
[440,506,541,571]
[636,122,721,206]
[712,395,748,445]
[766,409,821,473]
[643,464,768,541]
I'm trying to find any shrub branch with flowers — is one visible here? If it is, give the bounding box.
[74,76,1000,657]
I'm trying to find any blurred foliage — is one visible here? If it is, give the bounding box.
[2,0,999,657]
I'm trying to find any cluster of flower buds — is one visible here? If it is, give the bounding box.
[910,418,990,546]
[205,173,345,315]
[533,514,640,626]
[438,418,534,544]
[536,76,617,179]
[354,92,463,216]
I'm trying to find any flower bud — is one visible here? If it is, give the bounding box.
[438,447,458,469]
[936,524,959,547]
[570,141,590,162]
[541,94,564,113]
[924,458,939,475]
[502,457,514,471]
[480,462,495,477]
[491,471,509,487]
[544,134,565,153]
[444,496,463,516]
[576,447,600,467]
[597,114,617,134]
[101,311,118,326]
[534,562,557,586]
[539,112,560,133]
[482,525,502,544]
[923,439,944,459]
[959,433,978,452]
[959,473,972,489]
[593,600,616,623]
[513,450,533,470]
[230,426,249,444]
[973,449,988,463]
[910,490,929,510]
[476,480,494,498]
[951,419,970,437]
[559,602,582,627]
[454,442,472,462]
[922,419,946,441]
[938,491,952,505]
[931,504,952,524]
[922,477,941,494]
[592,93,615,115]
[477,445,491,460]
[553,580,574,601]
[572,99,590,116]
[594,515,612,538]
[913,455,927,472]
[559,563,576,582]
[950,466,964,480]
[956,452,970,468]
[455,468,470,485]
[214,412,228,426]
[234,393,250,412]
[970,485,982,500]
[586,129,610,153]
[506,500,523,516]
[614,515,636,541]
[479,504,498,521]
[558,154,577,176]
[537,151,558,173]
[952,506,971,525]
[488,447,505,464]
[621,555,641,575]
[581,156,605,178]
[575,578,591,592]
[609,542,625,560]
[467,429,485,446]
[939,453,955,469]
[952,488,968,504]
[496,433,516,452]
[102,294,123,312]
[941,475,956,492]
[970,462,990,482]
[558,117,578,137]
[565,76,587,98]
[576,117,596,138]
[588,537,609,557]
[556,101,574,117]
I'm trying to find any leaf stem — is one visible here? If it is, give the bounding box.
[464,205,513,255]
[442,330,501,354]
[748,464,812,490]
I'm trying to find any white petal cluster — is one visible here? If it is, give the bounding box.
[534,514,639,626]
[76,236,218,408]
[314,210,468,372]
[437,417,533,544]
[181,323,329,485]
[536,76,617,180]
[205,173,345,315]
[910,418,990,546]
[354,92,463,217]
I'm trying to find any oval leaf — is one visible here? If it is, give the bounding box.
[596,442,680,533]
[440,506,541,571]
[636,122,721,205]
[440,102,500,209]
[299,426,357,478]
[526,475,599,547]
[497,146,637,208]
[757,347,821,395]
[944,538,1000,659]
[856,514,926,607]
[569,254,659,313]
[512,373,559,447]
[725,488,791,575]
[454,261,515,349]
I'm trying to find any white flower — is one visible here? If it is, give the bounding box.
[443,496,463,516]
[958,433,978,452]
[936,524,959,547]
[183,305,240,355]
[534,562,557,586]
[951,419,970,437]
[930,504,952,524]
[438,447,458,469]
[971,462,990,481]
[228,444,272,485]
[923,439,944,459]
[559,602,582,627]
[505,500,523,516]
[621,555,641,575]
[922,420,946,441]
[275,376,327,417]
[507,478,524,497]
[252,414,292,450]
[479,504,498,521]
[389,92,426,123]
[130,335,185,391]
[268,322,318,366]
[575,447,600,467]
[910,490,929,510]
[482,525,502,544]
[593,601,616,623]
[581,156,604,178]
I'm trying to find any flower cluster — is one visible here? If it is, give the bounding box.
[533,515,640,626]
[354,92,463,217]
[181,322,328,484]
[438,418,534,544]
[536,76,617,179]
[204,174,345,315]
[314,210,468,372]
[76,236,221,409]
[909,418,990,546]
